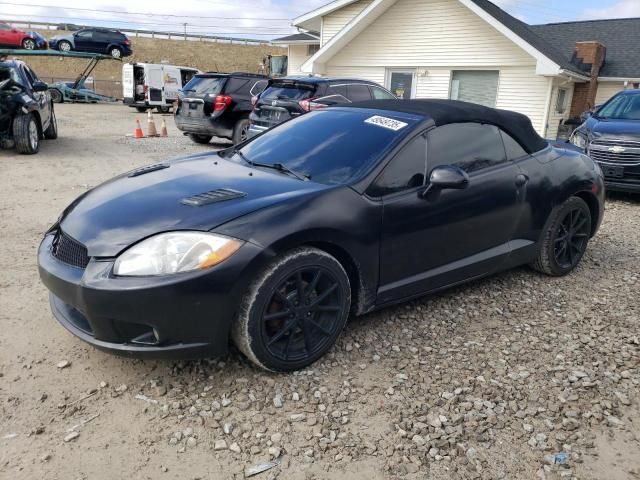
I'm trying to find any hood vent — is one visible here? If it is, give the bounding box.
[181,188,247,207]
[128,163,170,178]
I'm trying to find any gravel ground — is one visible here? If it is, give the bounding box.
[0,104,638,480]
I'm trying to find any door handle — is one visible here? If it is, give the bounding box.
[515,174,529,187]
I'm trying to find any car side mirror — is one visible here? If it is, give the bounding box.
[580,111,592,122]
[33,81,49,92]
[421,165,469,197]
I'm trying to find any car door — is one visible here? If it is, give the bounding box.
[374,122,526,304]
[22,65,51,127]
[73,30,94,52]
[0,23,13,46]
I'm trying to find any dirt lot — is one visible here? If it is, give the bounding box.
[0,103,638,480]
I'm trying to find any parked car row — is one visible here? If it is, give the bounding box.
[0,23,132,58]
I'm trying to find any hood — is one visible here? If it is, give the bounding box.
[587,116,640,140]
[59,153,328,257]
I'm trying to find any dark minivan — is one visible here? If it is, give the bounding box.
[570,89,640,193]
[175,72,268,145]
[248,76,396,138]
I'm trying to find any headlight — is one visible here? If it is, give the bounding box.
[570,132,587,149]
[113,232,243,276]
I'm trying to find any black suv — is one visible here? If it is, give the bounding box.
[0,59,57,154]
[175,72,268,145]
[248,76,396,137]
[49,28,132,59]
[570,89,640,193]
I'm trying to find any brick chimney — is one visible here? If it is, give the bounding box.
[569,41,607,118]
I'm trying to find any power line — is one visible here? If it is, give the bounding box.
[0,2,292,21]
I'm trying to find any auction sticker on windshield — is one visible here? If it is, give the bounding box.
[365,115,408,131]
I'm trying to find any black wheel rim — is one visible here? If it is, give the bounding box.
[554,208,589,269]
[261,267,344,363]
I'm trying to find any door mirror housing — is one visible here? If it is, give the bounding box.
[421,165,469,197]
[32,81,49,92]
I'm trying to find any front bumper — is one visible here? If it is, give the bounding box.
[38,232,263,359]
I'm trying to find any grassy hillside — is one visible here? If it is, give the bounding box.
[13,30,285,97]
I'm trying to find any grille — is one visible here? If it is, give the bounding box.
[589,140,640,164]
[52,231,90,269]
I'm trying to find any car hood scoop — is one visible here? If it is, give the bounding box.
[58,154,325,257]
[181,188,246,206]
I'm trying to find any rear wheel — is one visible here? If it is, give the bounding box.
[189,134,212,144]
[49,88,63,104]
[156,106,171,114]
[109,47,122,59]
[232,247,351,372]
[58,40,72,52]
[13,113,40,154]
[22,38,36,50]
[232,118,250,144]
[44,108,58,140]
[531,197,592,276]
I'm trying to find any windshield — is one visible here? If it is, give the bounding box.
[182,76,225,96]
[235,109,418,185]
[261,84,315,102]
[596,93,640,120]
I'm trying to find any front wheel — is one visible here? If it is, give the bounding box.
[58,40,72,52]
[13,113,40,154]
[189,134,212,144]
[44,108,58,140]
[531,197,592,276]
[232,247,351,372]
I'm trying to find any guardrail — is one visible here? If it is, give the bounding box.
[0,19,273,46]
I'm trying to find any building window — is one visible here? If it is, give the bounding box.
[450,71,499,107]
[307,44,320,56]
[556,88,569,114]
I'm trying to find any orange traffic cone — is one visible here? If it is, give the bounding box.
[134,119,144,138]
[160,118,168,137]
[147,111,158,137]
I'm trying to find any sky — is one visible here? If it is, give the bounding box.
[2,0,640,40]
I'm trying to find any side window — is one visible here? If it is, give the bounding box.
[371,86,396,100]
[368,134,427,197]
[500,130,528,161]
[427,123,506,174]
[347,84,372,102]
[76,30,93,39]
[327,84,348,98]
[0,24,10,31]
[224,78,250,94]
[250,80,268,96]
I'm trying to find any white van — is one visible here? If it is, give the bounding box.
[122,63,200,113]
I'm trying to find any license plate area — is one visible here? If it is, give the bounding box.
[189,102,199,110]
[602,165,624,179]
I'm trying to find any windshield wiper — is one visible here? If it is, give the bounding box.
[223,148,309,181]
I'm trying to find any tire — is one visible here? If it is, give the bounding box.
[13,113,40,154]
[232,118,250,145]
[156,106,171,114]
[232,247,351,372]
[135,107,148,113]
[109,47,122,59]
[49,88,63,104]
[58,40,72,52]
[22,38,36,50]
[531,197,592,277]
[44,108,58,140]
[189,134,212,144]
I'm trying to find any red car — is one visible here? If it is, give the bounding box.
[0,23,36,50]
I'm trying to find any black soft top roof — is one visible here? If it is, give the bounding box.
[344,99,549,153]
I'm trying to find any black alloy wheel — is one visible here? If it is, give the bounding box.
[233,247,351,372]
[531,196,592,276]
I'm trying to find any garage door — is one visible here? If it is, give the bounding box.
[450,71,499,107]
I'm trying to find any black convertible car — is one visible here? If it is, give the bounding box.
[38,100,605,371]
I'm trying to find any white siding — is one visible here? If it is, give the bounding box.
[324,65,386,85]
[327,0,537,68]
[595,81,625,105]
[288,45,313,75]
[546,80,575,140]
[416,69,452,99]
[322,0,373,46]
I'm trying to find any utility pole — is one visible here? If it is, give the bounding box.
[183,23,187,40]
